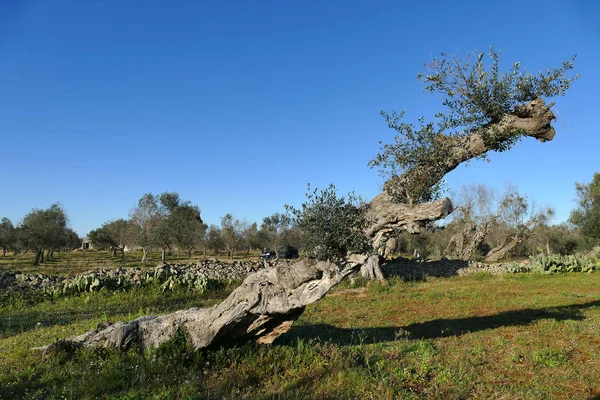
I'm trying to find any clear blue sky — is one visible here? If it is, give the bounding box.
[1,0,598,236]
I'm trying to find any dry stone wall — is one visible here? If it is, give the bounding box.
[1,260,269,294]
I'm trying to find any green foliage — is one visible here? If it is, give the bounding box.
[506,262,531,274]
[0,217,16,254]
[286,184,369,262]
[523,253,598,274]
[260,213,295,254]
[17,203,80,263]
[220,214,248,258]
[128,192,204,262]
[42,265,226,298]
[419,48,578,136]
[569,172,600,242]
[370,48,578,203]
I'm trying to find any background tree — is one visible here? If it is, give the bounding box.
[220,214,247,259]
[443,183,554,261]
[63,229,82,251]
[243,222,264,254]
[128,194,162,265]
[89,219,128,256]
[206,225,224,256]
[569,172,600,244]
[170,205,205,258]
[19,203,70,265]
[0,217,16,256]
[483,185,554,261]
[261,213,293,257]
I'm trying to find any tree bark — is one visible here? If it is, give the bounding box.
[384,98,557,204]
[33,249,43,266]
[484,236,520,263]
[364,194,453,257]
[444,222,491,260]
[35,256,370,353]
[359,255,385,281]
[142,248,149,265]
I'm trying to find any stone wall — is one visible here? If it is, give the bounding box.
[0,260,269,293]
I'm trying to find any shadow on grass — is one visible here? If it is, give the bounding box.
[280,300,600,346]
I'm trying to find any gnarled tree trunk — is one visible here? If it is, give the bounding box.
[484,236,520,263]
[444,222,491,260]
[35,256,370,353]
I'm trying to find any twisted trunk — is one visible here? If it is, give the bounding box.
[35,256,369,353]
[444,222,491,260]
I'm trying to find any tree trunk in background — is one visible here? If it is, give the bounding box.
[484,236,520,263]
[444,222,491,260]
[33,250,42,266]
[142,248,149,265]
[161,248,166,263]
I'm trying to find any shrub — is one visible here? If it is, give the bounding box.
[286,184,370,262]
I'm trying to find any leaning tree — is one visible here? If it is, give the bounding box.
[36,48,578,354]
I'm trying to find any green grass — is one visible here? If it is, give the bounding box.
[0,250,263,277]
[1,273,600,399]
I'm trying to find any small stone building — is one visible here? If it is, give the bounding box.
[81,238,93,250]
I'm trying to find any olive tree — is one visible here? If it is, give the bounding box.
[220,214,247,259]
[89,219,128,256]
[260,213,294,257]
[128,194,162,264]
[19,203,70,265]
[569,172,600,244]
[0,217,16,256]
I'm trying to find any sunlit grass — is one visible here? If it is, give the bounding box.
[1,272,600,399]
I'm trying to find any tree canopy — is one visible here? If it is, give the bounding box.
[569,172,600,242]
[369,48,578,205]
[18,203,76,265]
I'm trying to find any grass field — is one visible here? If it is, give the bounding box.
[0,250,262,277]
[1,270,600,399]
